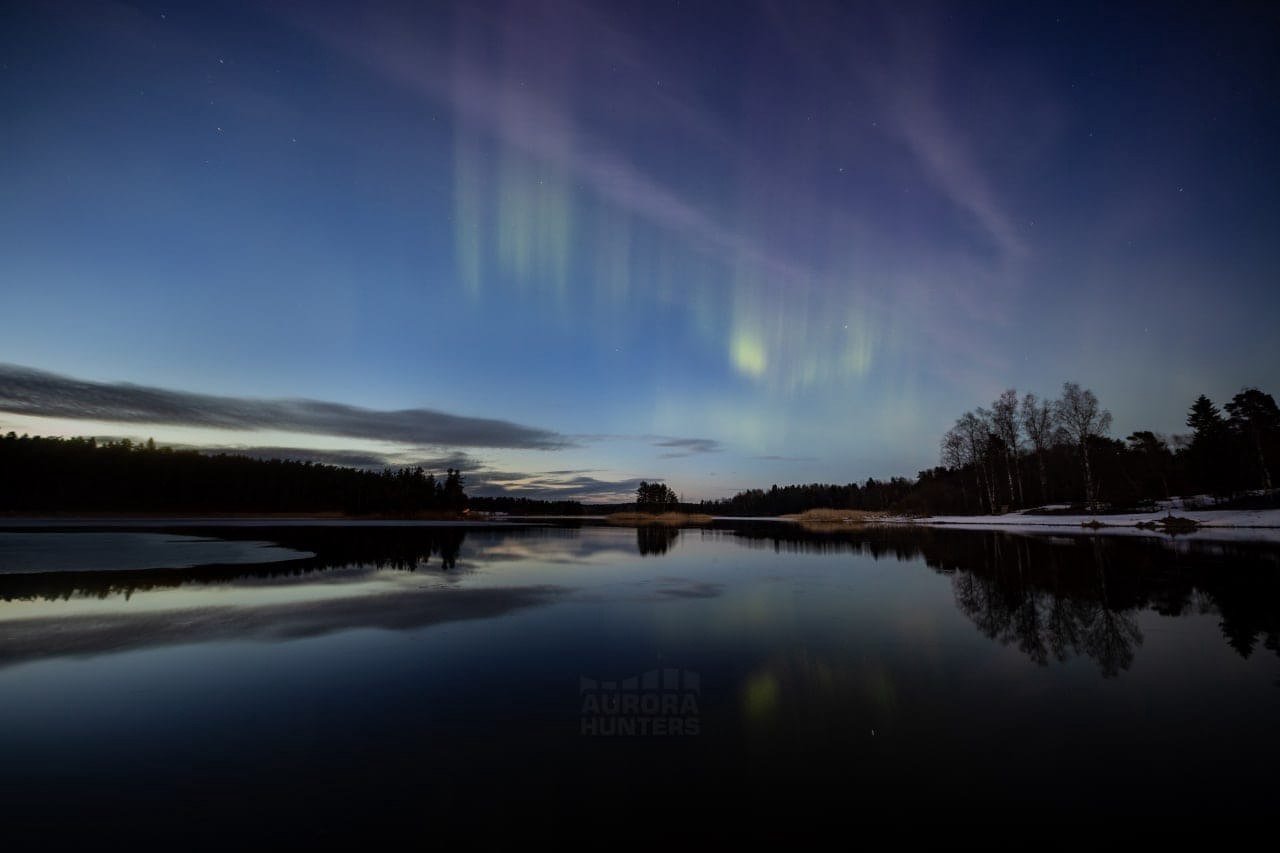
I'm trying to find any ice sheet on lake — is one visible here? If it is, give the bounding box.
[0,532,312,574]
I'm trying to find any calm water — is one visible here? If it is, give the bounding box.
[1,521,1278,838]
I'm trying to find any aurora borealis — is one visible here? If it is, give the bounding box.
[2,1,1277,501]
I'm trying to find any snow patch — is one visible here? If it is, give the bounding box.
[876,504,1280,544]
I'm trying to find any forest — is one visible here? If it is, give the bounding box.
[467,495,586,515]
[701,383,1279,516]
[0,433,467,515]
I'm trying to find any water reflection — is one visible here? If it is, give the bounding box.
[0,583,565,668]
[1,522,1277,676]
[636,526,679,557]
[1,520,1278,831]
[727,524,1280,673]
[0,525,471,601]
[0,532,311,574]
[948,536,1144,676]
[739,651,900,752]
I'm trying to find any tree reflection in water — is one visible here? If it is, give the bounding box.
[725,524,1280,675]
[2,522,1276,676]
[636,525,679,557]
[0,524,471,601]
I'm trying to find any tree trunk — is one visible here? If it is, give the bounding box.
[1013,454,1024,506]
[1037,453,1048,504]
[1254,435,1273,491]
[1080,442,1094,508]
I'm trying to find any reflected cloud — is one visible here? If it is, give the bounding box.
[6,522,1277,677]
[647,577,723,600]
[0,584,565,669]
[0,524,475,602]
[463,527,636,565]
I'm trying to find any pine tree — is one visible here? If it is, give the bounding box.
[1186,395,1226,445]
[1186,394,1231,495]
[1224,388,1279,491]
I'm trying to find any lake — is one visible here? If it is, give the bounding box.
[1,520,1277,838]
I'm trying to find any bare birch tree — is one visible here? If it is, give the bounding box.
[991,389,1023,508]
[940,427,969,509]
[1054,382,1112,508]
[1020,392,1054,504]
[957,410,997,513]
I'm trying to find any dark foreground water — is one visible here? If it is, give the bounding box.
[1,520,1278,839]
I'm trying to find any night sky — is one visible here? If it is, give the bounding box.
[2,1,1277,501]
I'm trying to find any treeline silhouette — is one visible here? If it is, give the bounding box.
[700,478,916,516]
[635,480,680,510]
[467,496,585,515]
[930,382,1278,514]
[0,433,468,515]
[702,383,1279,516]
[4,383,1275,518]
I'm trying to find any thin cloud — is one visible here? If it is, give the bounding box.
[651,436,723,458]
[212,446,393,469]
[35,439,486,473]
[560,433,726,461]
[0,364,571,450]
[301,4,869,306]
[199,447,481,472]
[859,4,1029,265]
[471,472,655,503]
[752,454,818,462]
[395,451,484,471]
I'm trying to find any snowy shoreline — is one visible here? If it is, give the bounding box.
[873,503,1280,544]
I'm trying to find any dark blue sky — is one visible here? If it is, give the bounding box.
[2,0,1277,500]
